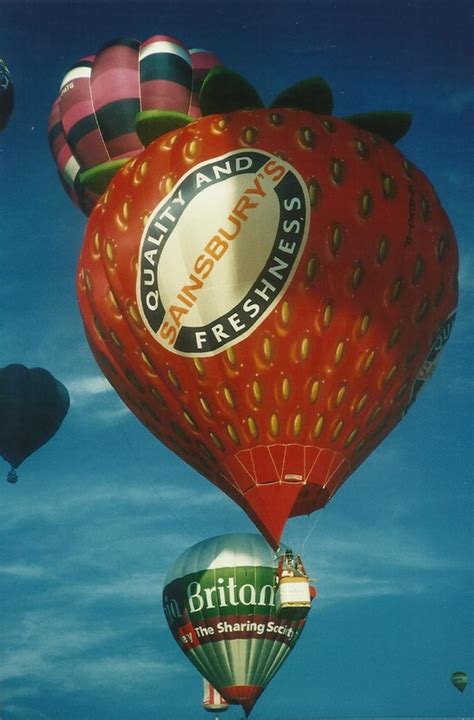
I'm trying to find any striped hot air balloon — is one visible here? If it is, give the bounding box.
[163,534,314,716]
[48,35,221,215]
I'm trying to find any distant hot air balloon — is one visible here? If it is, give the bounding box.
[202,677,229,715]
[0,58,14,131]
[48,35,221,215]
[163,533,314,716]
[0,364,70,483]
[451,671,468,693]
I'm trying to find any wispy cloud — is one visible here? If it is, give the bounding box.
[0,563,46,579]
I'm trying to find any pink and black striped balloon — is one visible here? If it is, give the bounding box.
[48,36,221,216]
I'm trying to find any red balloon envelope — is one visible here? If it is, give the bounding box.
[77,80,458,547]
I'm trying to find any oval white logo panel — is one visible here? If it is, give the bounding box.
[137,149,310,356]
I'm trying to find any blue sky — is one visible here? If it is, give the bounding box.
[0,1,472,718]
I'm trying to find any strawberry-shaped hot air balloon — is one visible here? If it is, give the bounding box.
[48,36,221,215]
[77,69,458,547]
[163,534,313,716]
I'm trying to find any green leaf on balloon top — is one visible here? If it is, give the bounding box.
[79,158,130,195]
[344,111,412,143]
[200,66,265,115]
[136,110,194,147]
[270,77,334,114]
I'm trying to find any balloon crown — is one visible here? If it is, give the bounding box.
[79,66,411,195]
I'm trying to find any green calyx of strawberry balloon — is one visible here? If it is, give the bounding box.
[80,66,411,195]
[79,158,130,196]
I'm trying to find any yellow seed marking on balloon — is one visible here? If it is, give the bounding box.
[403,159,413,178]
[344,428,359,447]
[183,410,198,429]
[368,404,382,423]
[211,117,228,133]
[335,341,345,364]
[377,236,389,263]
[331,225,343,255]
[227,423,240,444]
[355,393,368,414]
[226,347,237,367]
[421,197,431,221]
[114,211,128,232]
[332,420,343,441]
[313,416,324,438]
[128,304,141,326]
[416,298,430,323]
[360,191,373,218]
[306,256,317,281]
[308,180,321,207]
[93,316,106,339]
[355,438,367,454]
[241,127,258,145]
[413,256,425,284]
[360,313,370,335]
[167,370,181,389]
[321,118,335,132]
[133,161,148,186]
[252,380,262,403]
[300,337,309,360]
[331,158,345,184]
[105,241,115,264]
[269,112,283,126]
[385,364,398,384]
[391,278,403,302]
[270,413,280,437]
[199,396,213,417]
[263,337,273,361]
[223,387,235,408]
[107,289,119,312]
[335,385,346,407]
[247,416,259,438]
[93,232,101,256]
[437,233,448,261]
[281,301,290,325]
[161,175,175,194]
[184,139,200,161]
[122,201,129,220]
[323,303,333,328]
[282,377,291,400]
[298,127,315,149]
[84,271,92,293]
[352,264,363,290]
[363,350,376,372]
[293,413,303,436]
[150,388,166,406]
[310,380,320,403]
[355,139,369,158]
[210,432,224,450]
[382,174,396,198]
[161,134,178,151]
[394,380,410,403]
[193,357,205,376]
[388,326,401,348]
[110,331,123,350]
[141,352,155,372]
